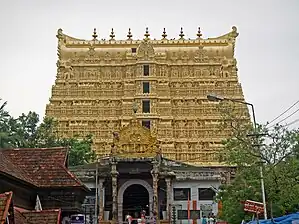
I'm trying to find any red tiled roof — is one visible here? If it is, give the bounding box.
[0,147,85,188]
[0,191,13,224]
[19,209,61,224]
[14,208,27,224]
[0,152,35,186]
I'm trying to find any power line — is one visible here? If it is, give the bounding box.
[268,107,299,128]
[283,118,299,128]
[266,100,299,126]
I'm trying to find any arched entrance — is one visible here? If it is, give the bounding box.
[123,185,149,218]
[118,179,153,223]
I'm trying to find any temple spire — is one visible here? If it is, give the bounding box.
[127,28,133,40]
[92,28,98,40]
[179,27,185,39]
[197,27,202,39]
[110,28,115,40]
[162,28,167,39]
[144,27,150,40]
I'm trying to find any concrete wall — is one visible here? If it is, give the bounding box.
[172,180,220,224]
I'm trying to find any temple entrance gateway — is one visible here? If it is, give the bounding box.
[123,184,149,220]
[118,179,153,224]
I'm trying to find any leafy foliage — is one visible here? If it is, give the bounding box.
[0,100,96,166]
[216,102,299,223]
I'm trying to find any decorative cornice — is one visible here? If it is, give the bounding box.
[57,27,238,47]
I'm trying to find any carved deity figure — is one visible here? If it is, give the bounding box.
[181,51,189,60]
[126,66,133,78]
[137,41,155,59]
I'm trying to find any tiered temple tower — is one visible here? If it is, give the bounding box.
[46,27,248,166]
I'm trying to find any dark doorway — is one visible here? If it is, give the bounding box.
[123,184,149,220]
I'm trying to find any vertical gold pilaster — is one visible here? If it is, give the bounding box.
[165,178,173,220]
[110,160,118,222]
[98,179,105,221]
[151,160,159,223]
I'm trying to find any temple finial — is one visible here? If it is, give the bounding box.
[179,27,185,39]
[127,28,133,40]
[144,27,150,40]
[162,28,167,39]
[110,28,115,40]
[231,26,239,38]
[197,27,202,39]
[92,28,98,40]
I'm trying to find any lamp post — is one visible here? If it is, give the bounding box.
[95,158,98,224]
[207,93,267,220]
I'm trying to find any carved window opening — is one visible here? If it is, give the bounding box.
[142,100,150,113]
[142,120,151,129]
[143,82,150,94]
[198,188,216,200]
[143,65,149,76]
[173,188,190,201]
[131,48,137,53]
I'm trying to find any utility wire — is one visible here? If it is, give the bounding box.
[268,107,299,128]
[282,118,299,128]
[266,100,299,126]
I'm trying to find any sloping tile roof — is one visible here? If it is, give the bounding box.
[20,209,61,224]
[0,152,35,186]
[0,147,85,188]
[0,191,13,224]
[14,208,27,224]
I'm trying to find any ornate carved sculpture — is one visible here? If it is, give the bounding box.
[151,160,159,218]
[110,160,118,221]
[137,41,155,60]
[194,43,208,63]
[112,118,161,158]
[165,178,173,220]
[46,27,248,166]
[98,180,104,220]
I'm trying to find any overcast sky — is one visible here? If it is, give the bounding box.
[0,0,298,128]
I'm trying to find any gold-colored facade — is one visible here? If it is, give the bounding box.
[46,27,248,166]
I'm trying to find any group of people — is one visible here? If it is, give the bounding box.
[125,210,217,224]
[126,210,151,224]
[202,213,217,224]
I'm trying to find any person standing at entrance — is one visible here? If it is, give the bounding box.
[126,213,133,224]
[202,216,207,224]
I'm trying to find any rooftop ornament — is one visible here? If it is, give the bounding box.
[144,27,150,40]
[162,28,167,39]
[197,27,202,39]
[92,28,98,40]
[127,28,133,40]
[110,28,115,40]
[179,27,185,40]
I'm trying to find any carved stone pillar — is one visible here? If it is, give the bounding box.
[165,178,173,220]
[98,179,105,221]
[151,160,159,221]
[111,160,118,222]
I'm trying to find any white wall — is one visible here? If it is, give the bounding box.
[172,180,220,224]
[84,181,105,209]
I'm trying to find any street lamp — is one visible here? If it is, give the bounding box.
[207,93,267,220]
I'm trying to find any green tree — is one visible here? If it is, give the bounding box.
[216,102,299,223]
[0,100,96,166]
[35,117,96,166]
[60,134,96,166]
[0,99,16,148]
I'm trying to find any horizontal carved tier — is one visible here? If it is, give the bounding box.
[46,27,249,165]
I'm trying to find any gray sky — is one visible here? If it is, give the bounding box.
[0,0,298,128]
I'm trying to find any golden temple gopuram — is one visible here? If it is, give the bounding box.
[46,27,248,166]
